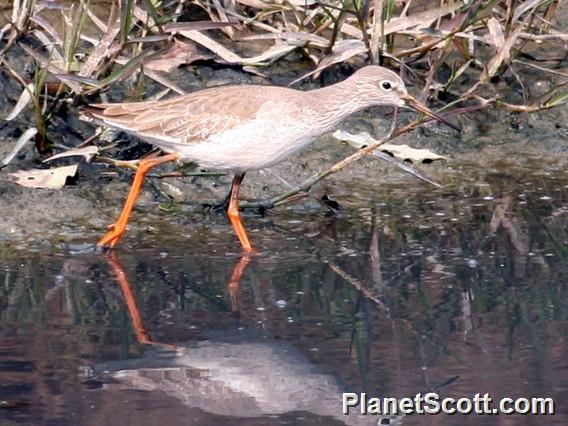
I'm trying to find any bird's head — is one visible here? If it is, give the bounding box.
[350,66,459,131]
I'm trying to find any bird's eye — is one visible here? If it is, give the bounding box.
[381,81,393,91]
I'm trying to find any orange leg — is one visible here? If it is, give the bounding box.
[227,173,254,253]
[97,154,178,248]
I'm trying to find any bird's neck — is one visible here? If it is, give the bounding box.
[306,77,370,132]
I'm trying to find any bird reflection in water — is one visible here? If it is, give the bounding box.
[99,252,400,425]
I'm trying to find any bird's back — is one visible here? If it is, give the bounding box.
[82,85,303,147]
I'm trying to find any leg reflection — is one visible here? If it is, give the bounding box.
[105,251,156,346]
[228,254,253,314]
[104,251,253,344]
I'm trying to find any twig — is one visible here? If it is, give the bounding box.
[76,128,103,148]
[513,59,568,78]
[329,262,389,311]
[517,31,568,41]
[96,157,140,171]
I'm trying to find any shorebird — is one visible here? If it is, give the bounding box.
[83,65,457,253]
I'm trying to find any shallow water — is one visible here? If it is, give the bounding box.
[1,164,567,426]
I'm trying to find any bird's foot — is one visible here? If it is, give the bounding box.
[240,244,262,256]
[97,224,124,249]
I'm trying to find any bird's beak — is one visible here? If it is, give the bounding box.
[400,93,460,132]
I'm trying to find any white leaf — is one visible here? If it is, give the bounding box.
[6,83,34,121]
[486,17,505,51]
[1,127,37,166]
[333,130,447,163]
[9,165,78,189]
[379,143,447,163]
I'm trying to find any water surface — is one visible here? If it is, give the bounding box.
[1,165,567,425]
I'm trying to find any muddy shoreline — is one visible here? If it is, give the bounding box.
[1,14,567,247]
[1,90,566,247]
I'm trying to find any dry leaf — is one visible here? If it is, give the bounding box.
[241,44,296,66]
[9,165,78,189]
[164,21,238,32]
[144,39,212,72]
[1,128,37,167]
[482,27,521,80]
[486,17,505,51]
[241,32,328,48]
[30,15,63,45]
[19,44,82,93]
[332,130,444,187]
[287,0,317,6]
[379,143,447,163]
[341,2,462,39]
[178,30,296,66]
[109,56,186,95]
[32,29,64,62]
[291,40,367,84]
[79,3,120,78]
[233,0,273,9]
[384,2,463,35]
[512,0,545,23]
[210,0,234,39]
[178,30,242,63]
[333,130,447,163]
[6,83,34,121]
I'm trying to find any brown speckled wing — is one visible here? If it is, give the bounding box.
[83,86,269,145]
